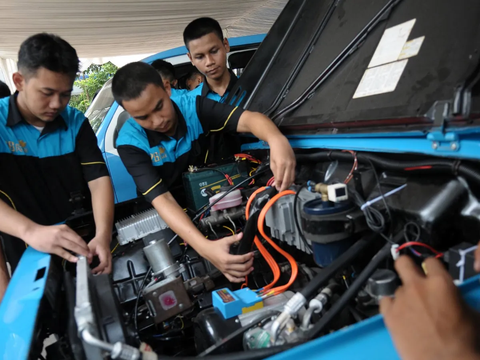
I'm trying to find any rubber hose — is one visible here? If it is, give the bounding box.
[295,151,480,185]
[459,164,480,184]
[306,232,404,339]
[300,234,377,301]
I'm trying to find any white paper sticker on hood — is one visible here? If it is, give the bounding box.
[399,36,425,60]
[368,19,416,68]
[353,59,408,99]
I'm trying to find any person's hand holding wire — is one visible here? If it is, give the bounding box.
[197,233,254,283]
[380,256,480,360]
[268,136,296,192]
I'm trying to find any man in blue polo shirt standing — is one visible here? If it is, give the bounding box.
[183,17,244,164]
[113,62,295,283]
[0,34,115,301]
[184,18,238,103]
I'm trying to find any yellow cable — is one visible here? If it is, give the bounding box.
[223,226,235,236]
[111,243,119,254]
[177,316,185,330]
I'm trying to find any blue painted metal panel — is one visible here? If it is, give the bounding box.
[269,275,480,360]
[106,151,137,203]
[242,129,480,160]
[0,248,51,360]
[95,102,119,151]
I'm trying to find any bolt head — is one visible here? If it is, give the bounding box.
[451,142,458,150]
[432,142,439,149]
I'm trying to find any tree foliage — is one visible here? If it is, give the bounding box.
[69,62,118,113]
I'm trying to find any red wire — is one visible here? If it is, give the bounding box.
[266,177,275,187]
[342,150,358,184]
[225,174,234,186]
[404,166,433,171]
[397,241,444,258]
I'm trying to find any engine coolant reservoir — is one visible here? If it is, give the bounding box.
[209,189,242,211]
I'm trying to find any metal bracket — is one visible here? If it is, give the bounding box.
[426,101,460,152]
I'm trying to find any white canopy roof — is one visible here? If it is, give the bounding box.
[0,0,287,91]
[0,0,287,60]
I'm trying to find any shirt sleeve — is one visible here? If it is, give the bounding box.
[75,118,110,182]
[117,145,168,202]
[196,96,244,134]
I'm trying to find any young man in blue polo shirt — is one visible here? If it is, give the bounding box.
[183,17,245,163]
[183,17,237,103]
[113,62,295,283]
[0,34,115,300]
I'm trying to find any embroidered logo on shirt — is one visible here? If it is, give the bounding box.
[151,146,168,163]
[7,140,28,154]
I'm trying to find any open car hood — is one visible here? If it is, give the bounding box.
[227,0,480,137]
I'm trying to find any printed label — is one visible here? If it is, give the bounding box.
[217,289,235,303]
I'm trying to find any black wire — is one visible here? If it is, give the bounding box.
[194,168,231,182]
[403,221,421,242]
[349,185,393,245]
[168,167,269,246]
[198,311,281,357]
[293,184,313,251]
[134,266,152,332]
[192,166,270,223]
[403,221,425,257]
[365,158,394,242]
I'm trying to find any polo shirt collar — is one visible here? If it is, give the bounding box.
[201,69,238,97]
[6,92,68,134]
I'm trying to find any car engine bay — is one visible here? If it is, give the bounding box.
[34,149,480,360]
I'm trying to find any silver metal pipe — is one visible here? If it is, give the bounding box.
[81,328,114,352]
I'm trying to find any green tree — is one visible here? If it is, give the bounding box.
[69,62,118,113]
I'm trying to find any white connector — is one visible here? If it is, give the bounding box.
[327,183,348,202]
[391,244,400,260]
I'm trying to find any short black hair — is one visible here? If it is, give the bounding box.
[183,17,224,50]
[187,68,203,81]
[18,33,79,79]
[0,81,10,99]
[151,59,176,83]
[112,62,164,106]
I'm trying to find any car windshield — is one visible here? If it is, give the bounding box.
[85,78,114,134]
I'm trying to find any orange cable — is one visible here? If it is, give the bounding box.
[243,187,281,290]
[257,190,299,295]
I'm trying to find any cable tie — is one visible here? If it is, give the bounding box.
[361,184,407,211]
[455,245,478,284]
